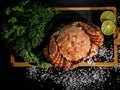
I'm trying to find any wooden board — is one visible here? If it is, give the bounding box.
[10,6,120,67]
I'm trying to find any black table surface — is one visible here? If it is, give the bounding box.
[0,0,120,89]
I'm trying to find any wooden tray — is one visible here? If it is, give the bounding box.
[10,6,120,67]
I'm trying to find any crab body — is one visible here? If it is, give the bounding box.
[44,21,104,69]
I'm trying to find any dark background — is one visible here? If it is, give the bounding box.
[0,0,120,89]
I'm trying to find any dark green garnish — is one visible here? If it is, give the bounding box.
[1,0,59,68]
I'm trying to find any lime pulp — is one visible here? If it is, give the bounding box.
[101,20,116,35]
[100,11,116,23]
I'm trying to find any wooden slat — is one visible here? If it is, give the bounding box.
[56,7,117,15]
[10,54,31,67]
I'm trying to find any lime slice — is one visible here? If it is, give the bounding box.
[100,11,116,23]
[101,20,116,35]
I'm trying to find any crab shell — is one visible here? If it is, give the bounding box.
[44,21,104,69]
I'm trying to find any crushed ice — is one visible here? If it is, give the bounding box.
[24,45,120,90]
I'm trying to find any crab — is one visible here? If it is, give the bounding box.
[44,21,104,69]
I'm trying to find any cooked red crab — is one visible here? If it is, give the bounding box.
[44,21,104,69]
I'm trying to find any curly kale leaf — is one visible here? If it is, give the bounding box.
[1,0,59,68]
[19,49,51,68]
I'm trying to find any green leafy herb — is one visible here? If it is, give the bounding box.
[1,0,59,68]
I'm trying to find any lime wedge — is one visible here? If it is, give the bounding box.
[100,11,116,23]
[101,20,116,35]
